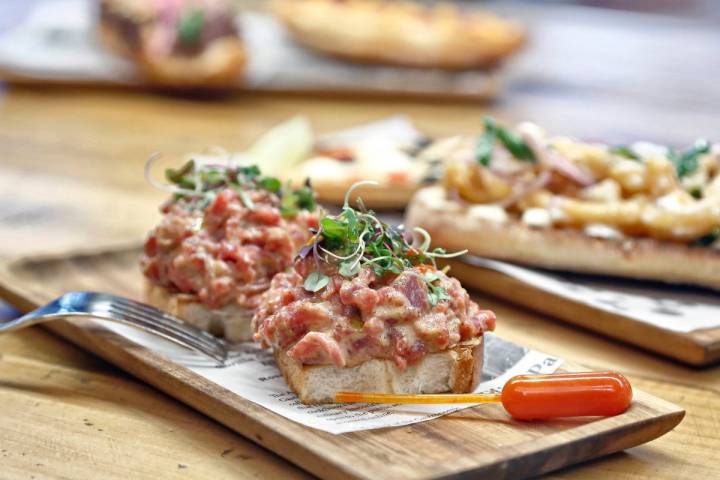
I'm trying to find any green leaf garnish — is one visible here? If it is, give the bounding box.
[295,185,316,211]
[476,116,536,166]
[258,176,281,193]
[669,139,710,178]
[320,218,347,244]
[339,261,360,278]
[476,118,497,166]
[177,10,204,46]
[610,145,640,160]
[197,191,216,211]
[423,271,450,306]
[693,227,720,247]
[279,182,317,219]
[300,182,467,305]
[165,160,195,186]
[304,271,330,292]
[156,157,316,215]
[238,190,255,210]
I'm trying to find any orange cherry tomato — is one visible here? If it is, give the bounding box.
[501,371,633,421]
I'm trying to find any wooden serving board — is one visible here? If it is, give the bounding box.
[0,248,685,480]
[445,259,720,367]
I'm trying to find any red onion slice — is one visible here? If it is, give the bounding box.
[496,170,552,208]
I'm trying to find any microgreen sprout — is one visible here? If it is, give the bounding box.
[145,154,316,218]
[300,181,467,306]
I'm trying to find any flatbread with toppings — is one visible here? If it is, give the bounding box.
[272,0,525,70]
[252,183,496,403]
[406,117,720,289]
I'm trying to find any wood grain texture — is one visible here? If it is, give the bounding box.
[1,6,720,474]
[0,349,311,480]
[0,250,684,480]
[444,259,720,366]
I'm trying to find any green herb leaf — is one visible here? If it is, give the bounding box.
[477,116,536,165]
[495,125,535,162]
[693,227,720,247]
[320,218,347,243]
[280,183,299,217]
[177,10,204,46]
[238,165,261,179]
[339,261,360,278]
[165,160,196,188]
[304,271,330,292]
[197,192,216,211]
[258,176,282,193]
[280,184,317,218]
[422,271,440,283]
[669,139,710,178]
[423,271,450,306]
[202,168,226,187]
[610,145,640,160]
[299,181,464,306]
[295,186,316,211]
[476,118,497,166]
[238,190,255,210]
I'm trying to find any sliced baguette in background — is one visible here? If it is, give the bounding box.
[136,38,246,87]
[275,337,484,404]
[272,0,526,70]
[303,176,419,210]
[406,186,720,291]
[98,0,245,87]
[145,281,254,342]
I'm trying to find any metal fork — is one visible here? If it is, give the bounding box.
[2,292,228,365]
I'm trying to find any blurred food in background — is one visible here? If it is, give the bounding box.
[294,116,433,209]
[181,116,455,210]
[0,0,512,97]
[99,0,246,86]
[271,0,525,69]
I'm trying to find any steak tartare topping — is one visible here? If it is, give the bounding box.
[253,182,495,369]
[141,159,319,310]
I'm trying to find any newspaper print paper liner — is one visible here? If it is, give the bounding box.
[99,322,562,434]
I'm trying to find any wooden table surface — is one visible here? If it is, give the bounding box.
[2,4,720,478]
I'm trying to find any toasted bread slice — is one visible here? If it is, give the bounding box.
[406,186,720,290]
[98,0,245,87]
[272,0,525,70]
[275,337,483,404]
[305,176,419,210]
[137,37,246,87]
[145,281,253,342]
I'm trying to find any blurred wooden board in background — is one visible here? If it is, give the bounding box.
[446,259,720,367]
[0,1,500,100]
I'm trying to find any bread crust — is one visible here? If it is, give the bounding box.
[406,186,720,290]
[308,177,419,210]
[272,0,525,70]
[275,337,484,404]
[145,281,254,342]
[136,37,246,87]
[98,2,245,87]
